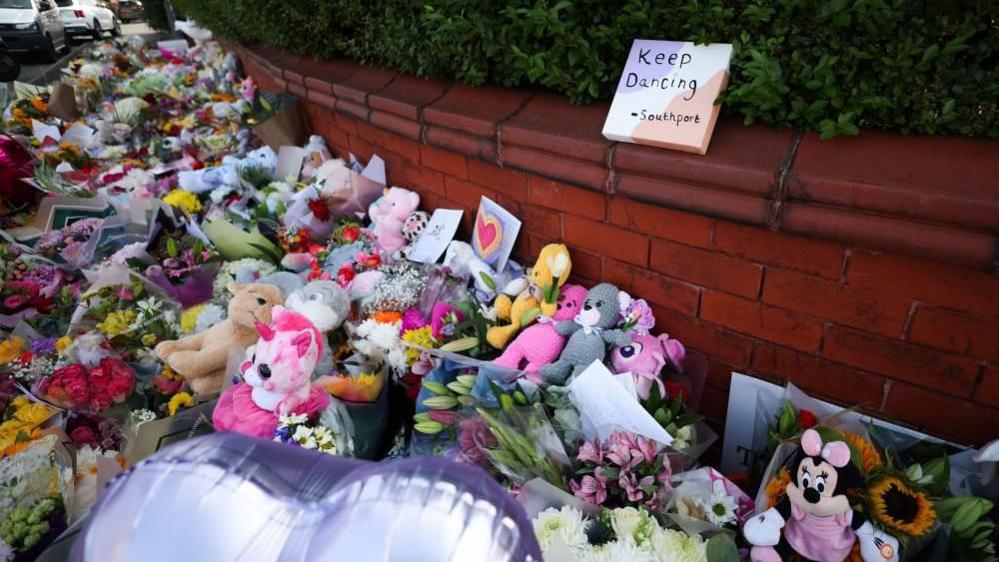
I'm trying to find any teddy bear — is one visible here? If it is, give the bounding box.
[155,282,283,395]
[443,241,526,301]
[743,429,900,562]
[212,306,330,438]
[370,186,420,254]
[611,333,686,400]
[285,280,350,377]
[493,284,586,381]
[486,244,572,350]
[539,283,631,385]
[531,243,572,317]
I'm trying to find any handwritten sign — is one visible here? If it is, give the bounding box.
[602,39,733,155]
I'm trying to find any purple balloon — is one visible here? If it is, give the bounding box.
[71,433,541,561]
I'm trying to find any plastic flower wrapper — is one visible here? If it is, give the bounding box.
[472,381,571,490]
[70,267,180,363]
[273,398,355,458]
[136,231,220,307]
[664,467,754,537]
[0,245,83,335]
[315,356,389,460]
[640,382,718,470]
[410,358,479,455]
[0,434,73,561]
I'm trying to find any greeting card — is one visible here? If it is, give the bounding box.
[472,197,521,271]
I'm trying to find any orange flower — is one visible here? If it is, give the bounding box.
[843,431,882,474]
[765,467,791,508]
[868,476,936,537]
[373,311,403,324]
[30,97,48,113]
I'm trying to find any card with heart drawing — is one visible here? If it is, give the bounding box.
[471,196,521,271]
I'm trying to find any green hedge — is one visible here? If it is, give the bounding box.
[172,0,997,138]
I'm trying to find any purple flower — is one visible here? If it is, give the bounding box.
[401,309,427,332]
[571,468,609,505]
[620,295,655,334]
[31,338,56,356]
[576,439,604,464]
[606,431,643,469]
[619,472,654,502]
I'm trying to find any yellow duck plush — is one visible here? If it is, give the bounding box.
[486,244,572,350]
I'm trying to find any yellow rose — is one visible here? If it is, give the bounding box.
[0,337,26,364]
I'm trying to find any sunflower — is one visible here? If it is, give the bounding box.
[843,431,883,474]
[868,476,936,537]
[765,467,791,508]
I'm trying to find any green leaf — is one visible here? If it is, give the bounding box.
[166,237,178,258]
[706,534,740,562]
[949,498,993,535]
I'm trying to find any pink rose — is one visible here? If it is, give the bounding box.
[2,294,26,310]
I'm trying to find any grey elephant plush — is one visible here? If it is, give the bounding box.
[540,283,631,385]
[285,280,351,376]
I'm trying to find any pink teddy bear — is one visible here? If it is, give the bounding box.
[213,306,330,439]
[370,187,420,254]
[610,333,685,400]
[493,284,586,382]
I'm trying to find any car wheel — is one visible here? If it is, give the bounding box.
[111,17,121,37]
[92,20,102,40]
[41,35,59,62]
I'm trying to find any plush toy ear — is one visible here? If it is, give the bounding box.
[822,441,851,468]
[291,331,312,357]
[407,191,420,209]
[801,428,823,457]
[227,282,244,295]
[658,334,686,372]
[255,321,275,341]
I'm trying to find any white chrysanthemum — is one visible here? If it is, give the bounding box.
[696,492,738,526]
[532,506,589,552]
[581,540,656,562]
[649,527,707,562]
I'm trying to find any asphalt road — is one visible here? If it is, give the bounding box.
[14,21,155,85]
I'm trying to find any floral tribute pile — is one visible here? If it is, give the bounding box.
[0,35,994,562]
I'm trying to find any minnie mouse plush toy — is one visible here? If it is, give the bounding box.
[744,429,900,562]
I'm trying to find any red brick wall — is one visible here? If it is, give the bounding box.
[234,44,999,447]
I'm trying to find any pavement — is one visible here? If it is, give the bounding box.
[13,21,156,86]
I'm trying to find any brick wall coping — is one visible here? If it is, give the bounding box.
[235,43,999,272]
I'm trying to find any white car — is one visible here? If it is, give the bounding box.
[56,0,118,41]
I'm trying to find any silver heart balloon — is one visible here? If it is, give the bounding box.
[72,433,540,562]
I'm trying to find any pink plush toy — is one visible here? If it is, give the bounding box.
[213,306,330,439]
[493,284,586,382]
[610,333,686,400]
[370,187,420,254]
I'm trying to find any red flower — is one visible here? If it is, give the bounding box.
[341,226,360,242]
[664,381,688,404]
[797,409,818,429]
[307,198,331,222]
[69,425,98,446]
[337,263,355,287]
[355,251,381,268]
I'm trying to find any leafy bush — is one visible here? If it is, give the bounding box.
[172,0,998,138]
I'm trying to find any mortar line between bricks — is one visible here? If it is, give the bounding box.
[495,94,536,167]
[363,74,399,118]
[767,128,804,231]
[417,81,455,145]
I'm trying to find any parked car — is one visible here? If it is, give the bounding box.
[0,0,67,61]
[57,0,118,41]
[113,0,140,22]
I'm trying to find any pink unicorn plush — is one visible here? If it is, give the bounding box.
[493,284,586,382]
[213,306,330,438]
[611,333,686,400]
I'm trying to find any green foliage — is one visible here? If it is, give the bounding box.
[172,0,997,137]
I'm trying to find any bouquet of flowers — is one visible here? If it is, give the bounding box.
[36,358,134,414]
[138,232,220,307]
[32,217,106,267]
[531,504,736,562]
[570,430,673,511]
[76,278,180,360]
